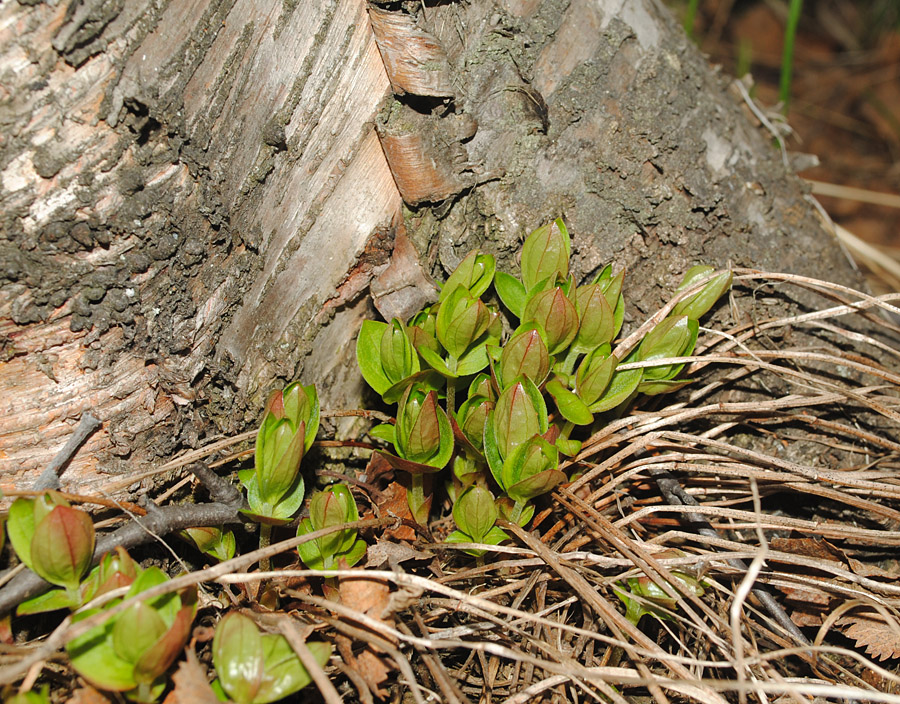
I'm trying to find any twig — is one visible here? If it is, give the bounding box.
[32,413,102,491]
[278,618,343,704]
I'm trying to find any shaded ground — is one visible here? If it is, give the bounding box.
[674,0,900,291]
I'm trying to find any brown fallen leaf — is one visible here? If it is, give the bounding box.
[372,481,417,541]
[162,647,220,704]
[770,537,845,563]
[339,573,392,620]
[337,633,392,700]
[839,611,900,661]
[70,687,114,704]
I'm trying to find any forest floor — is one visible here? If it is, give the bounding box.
[685,0,900,294]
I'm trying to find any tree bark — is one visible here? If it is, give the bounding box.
[0,0,862,492]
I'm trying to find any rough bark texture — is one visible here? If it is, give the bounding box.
[0,0,862,492]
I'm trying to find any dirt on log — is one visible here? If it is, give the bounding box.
[0,0,863,492]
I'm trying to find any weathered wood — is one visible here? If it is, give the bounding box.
[0,0,399,490]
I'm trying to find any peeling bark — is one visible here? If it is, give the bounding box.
[0,0,865,493]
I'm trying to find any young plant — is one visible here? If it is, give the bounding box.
[7,492,95,612]
[17,545,139,616]
[212,612,332,704]
[240,381,319,524]
[445,486,508,556]
[66,565,197,702]
[613,553,705,625]
[376,383,455,524]
[483,377,566,525]
[297,484,367,570]
[183,525,236,562]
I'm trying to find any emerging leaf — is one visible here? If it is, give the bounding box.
[520,218,570,292]
[30,505,95,591]
[452,486,498,541]
[572,283,615,352]
[522,287,579,355]
[436,285,493,360]
[498,327,550,389]
[491,377,548,460]
[672,268,732,320]
[440,250,496,301]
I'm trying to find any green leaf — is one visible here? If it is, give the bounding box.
[297,518,326,570]
[589,367,643,413]
[336,538,367,568]
[67,609,139,692]
[369,423,396,445]
[499,327,550,388]
[546,378,594,425]
[637,378,694,396]
[494,271,527,319]
[7,498,37,570]
[16,587,80,615]
[255,636,331,704]
[440,250,496,301]
[521,218,570,292]
[455,342,491,376]
[418,344,457,378]
[452,486,498,540]
[30,505,95,590]
[356,320,392,394]
[213,612,265,704]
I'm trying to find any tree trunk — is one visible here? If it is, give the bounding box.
[0,0,861,492]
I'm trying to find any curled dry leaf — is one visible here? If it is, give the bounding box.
[370,231,440,323]
[161,647,222,704]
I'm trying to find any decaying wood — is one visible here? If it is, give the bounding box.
[0,0,400,489]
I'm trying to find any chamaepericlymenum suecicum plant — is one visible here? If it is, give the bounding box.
[357,217,731,548]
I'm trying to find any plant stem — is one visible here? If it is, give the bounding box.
[409,474,428,524]
[560,420,575,440]
[446,378,456,418]
[259,523,273,572]
[683,0,700,38]
[779,0,803,112]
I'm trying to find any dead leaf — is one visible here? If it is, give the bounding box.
[339,574,392,621]
[366,540,433,568]
[839,611,900,661]
[770,537,845,563]
[162,648,220,704]
[846,557,900,579]
[373,481,417,541]
[70,687,114,704]
[370,231,439,322]
[337,633,392,700]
